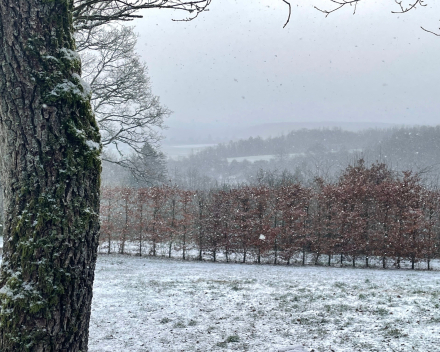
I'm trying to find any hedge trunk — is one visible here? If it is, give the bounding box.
[0,0,101,351]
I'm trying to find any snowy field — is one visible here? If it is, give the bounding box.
[226,153,305,163]
[89,255,440,352]
[161,144,217,160]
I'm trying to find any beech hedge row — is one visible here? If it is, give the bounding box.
[100,161,440,269]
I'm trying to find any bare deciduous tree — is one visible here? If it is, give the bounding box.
[76,24,170,180]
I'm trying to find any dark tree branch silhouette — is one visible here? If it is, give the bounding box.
[318,0,438,36]
[73,0,212,30]
[282,0,292,28]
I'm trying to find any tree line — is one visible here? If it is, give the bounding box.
[101,160,440,269]
[167,126,440,189]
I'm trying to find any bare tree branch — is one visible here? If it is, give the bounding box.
[73,0,212,31]
[282,0,291,28]
[316,0,428,16]
[421,25,440,36]
[315,0,360,18]
[392,0,426,13]
[73,0,293,30]
[317,0,437,36]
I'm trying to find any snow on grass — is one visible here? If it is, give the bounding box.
[90,255,440,352]
[226,153,305,163]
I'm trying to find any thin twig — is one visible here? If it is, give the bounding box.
[282,0,291,28]
[392,0,426,14]
[421,26,440,36]
[315,0,359,18]
[315,0,438,38]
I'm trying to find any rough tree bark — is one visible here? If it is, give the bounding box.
[0,0,101,350]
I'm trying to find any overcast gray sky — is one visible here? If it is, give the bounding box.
[133,0,440,142]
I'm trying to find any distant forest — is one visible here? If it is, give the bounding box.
[166,126,440,189]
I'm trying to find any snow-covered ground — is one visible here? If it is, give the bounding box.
[226,153,305,163]
[162,144,218,160]
[98,241,439,270]
[90,255,440,352]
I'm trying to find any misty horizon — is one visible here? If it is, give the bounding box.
[132,0,440,147]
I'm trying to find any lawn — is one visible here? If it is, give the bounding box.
[89,255,440,352]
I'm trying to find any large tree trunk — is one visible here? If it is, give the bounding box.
[0,0,101,351]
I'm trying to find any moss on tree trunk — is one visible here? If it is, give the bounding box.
[0,0,101,350]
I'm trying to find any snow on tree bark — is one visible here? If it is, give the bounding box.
[0,0,101,350]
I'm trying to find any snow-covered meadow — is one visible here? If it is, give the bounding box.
[89,255,440,352]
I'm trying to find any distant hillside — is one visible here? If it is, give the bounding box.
[167,126,440,189]
[163,121,401,145]
[200,128,390,158]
